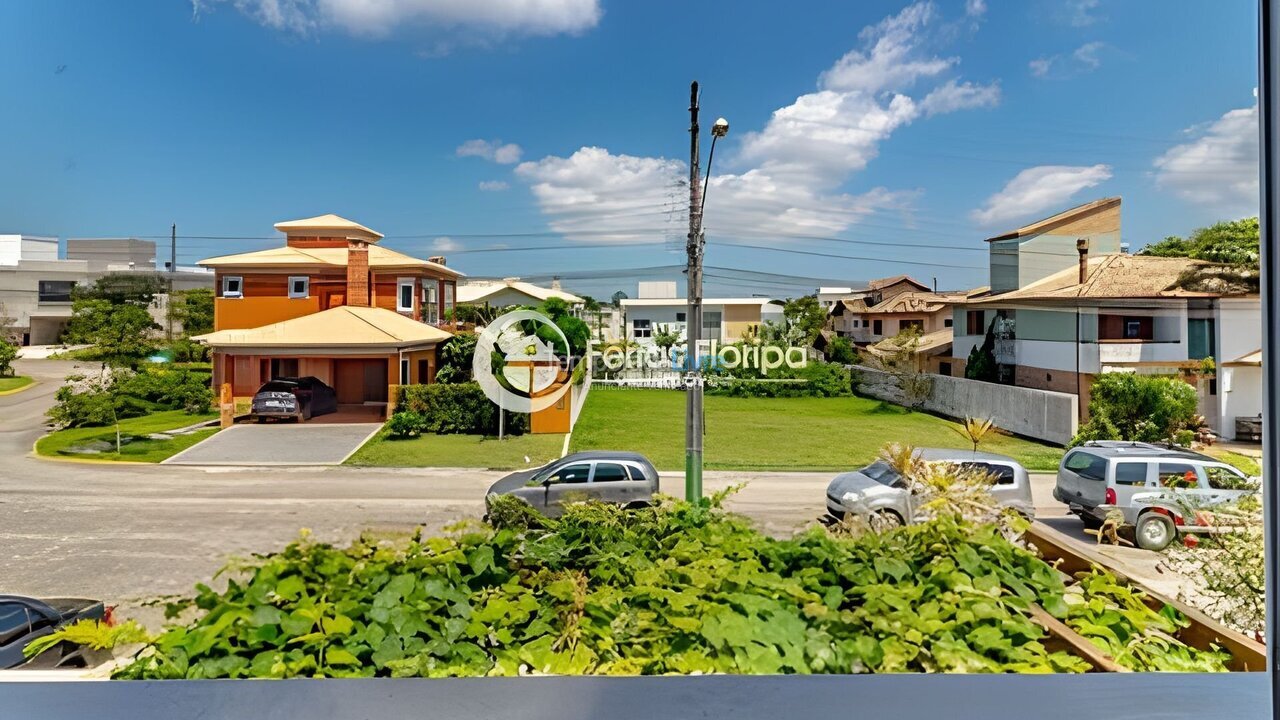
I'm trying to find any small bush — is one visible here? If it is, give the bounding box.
[387,411,428,439]
[1070,373,1199,447]
[0,337,17,377]
[706,359,852,398]
[396,382,528,435]
[47,374,149,429]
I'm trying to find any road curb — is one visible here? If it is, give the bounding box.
[0,378,37,396]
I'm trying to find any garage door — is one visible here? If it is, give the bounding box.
[334,359,388,403]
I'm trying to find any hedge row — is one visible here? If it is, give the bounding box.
[393,382,528,436]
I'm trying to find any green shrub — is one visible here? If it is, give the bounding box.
[0,337,16,377]
[46,375,149,429]
[435,332,478,384]
[396,382,528,435]
[168,338,211,363]
[387,411,428,438]
[122,367,213,414]
[1070,373,1199,447]
[706,354,851,398]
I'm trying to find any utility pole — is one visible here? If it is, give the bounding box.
[685,81,704,502]
[167,223,176,339]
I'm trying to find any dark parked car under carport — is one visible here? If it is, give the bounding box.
[250,376,338,422]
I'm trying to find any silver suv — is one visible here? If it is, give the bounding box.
[1054,441,1258,550]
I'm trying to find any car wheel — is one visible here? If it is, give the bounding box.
[623,501,650,510]
[1135,513,1176,551]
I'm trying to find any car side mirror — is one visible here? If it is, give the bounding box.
[542,478,552,488]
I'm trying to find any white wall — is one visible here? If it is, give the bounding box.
[0,235,58,266]
[1217,298,1262,364]
[1220,366,1263,439]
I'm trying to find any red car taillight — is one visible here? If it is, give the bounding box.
[1105,487,1116,505]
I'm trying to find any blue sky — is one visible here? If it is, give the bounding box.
[0,0,1260,297]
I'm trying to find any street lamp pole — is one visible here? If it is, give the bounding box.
[684,80,728,502]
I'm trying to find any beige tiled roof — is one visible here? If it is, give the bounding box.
[458,278,584,305]
[973,254,1230,303]
[867,328,953,356]
[868,274,929,291]
[197,244,463,276]
[273,213,383,240]
[193,306,452,348]
[985,197,1121,242]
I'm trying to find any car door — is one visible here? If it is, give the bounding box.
[0,601,33,670]
[540,462,593,516]
[1109,460,1153,509]
[1060,450,1108,508]
[1155,461,1207,511]
[588,462,633,504]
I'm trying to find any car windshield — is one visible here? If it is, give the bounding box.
[259,382,296,393]
[859,461,903,487]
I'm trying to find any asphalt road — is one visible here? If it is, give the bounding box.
[0,357,1192,620]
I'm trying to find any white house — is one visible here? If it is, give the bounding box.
[457,277,584,309]
[619,281,783,348]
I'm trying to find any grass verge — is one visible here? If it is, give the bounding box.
[0,375,34,394]
[36,409,219,463]
[347,429,566,470]
[569,387,1064,472]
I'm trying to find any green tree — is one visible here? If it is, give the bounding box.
[1140,217,1259,268]
[652,324,682,357]
[0,336,17,377]
[826,335,857,365]
[964,317,999,382]
[1071,373,1200,446]
[64,299,160,368]
[167,288,214,336]
[781,296,826,346]
[73,273,166,306]
[435,332,478,384]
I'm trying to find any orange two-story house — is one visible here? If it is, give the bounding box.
[194,214,463,413]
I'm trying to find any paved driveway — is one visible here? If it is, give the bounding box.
[164,422,382,465]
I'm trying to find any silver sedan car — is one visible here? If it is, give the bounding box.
[825,448,1035,526]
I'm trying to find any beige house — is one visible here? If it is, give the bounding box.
[457,277,584,309]
[827,275,984,350]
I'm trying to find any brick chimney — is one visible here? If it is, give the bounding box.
[1076,238,1090,285]
[347,239,370,306]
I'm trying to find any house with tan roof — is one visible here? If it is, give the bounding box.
[457,277,584,308]
[194,214,463,415]
[950,198,1261,439]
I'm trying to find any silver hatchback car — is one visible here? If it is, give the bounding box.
[825,448,1035,526]
[485,451,660,519]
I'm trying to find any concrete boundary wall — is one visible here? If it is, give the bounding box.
[854,365,1077,446]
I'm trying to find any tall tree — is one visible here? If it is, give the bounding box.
[1141,217,1259,268]
[167,288,214,336]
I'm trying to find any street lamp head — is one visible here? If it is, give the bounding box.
[711,117,729,137]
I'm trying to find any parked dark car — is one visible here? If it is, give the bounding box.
[0,595,108,670]
[250,376,338,422]
[485,451,661,518]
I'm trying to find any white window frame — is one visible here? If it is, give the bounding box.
[287,276,309,299]
[397,277,415,313]
[633,319,652,338]
[423,283,439,324]
[221,275,243,298]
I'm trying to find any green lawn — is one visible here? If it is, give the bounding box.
[0,375,34,393]
[1207,448,1262,476]
[569,387,1065,472]
[36,409,219,463]
[347,430,566,470]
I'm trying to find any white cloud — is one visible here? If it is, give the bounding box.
[965,0,987,17]
[919,79,1000,116]
[1030,41,1105,79]
[432,236,462,252]
[456,139,523,164]
[516,2,998,243]
[1153,102,1259,215]
[970,164,1112,227]
[192,0,601,38]
[1064,0,1102,27]
[478,180,510,191]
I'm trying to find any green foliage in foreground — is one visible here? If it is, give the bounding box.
[102,498,1227,679]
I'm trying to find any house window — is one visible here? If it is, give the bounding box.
[899,319,924,333]
[443,282,455,318]
[873,319,883,335]
[966,310,983,335]
[221,276,243,298]
[397,278,415,313]
[676,312,686,322]
[423,284,439,324]
[37,280,75,302]
[288,276,309,299]
[702,311,722,339]
[939,361,952,376]
[944,317,953,328]
[1124,320,1142,339]
[1100,314,1153,341]
[632,319,652,338]
[400,358,410,385]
